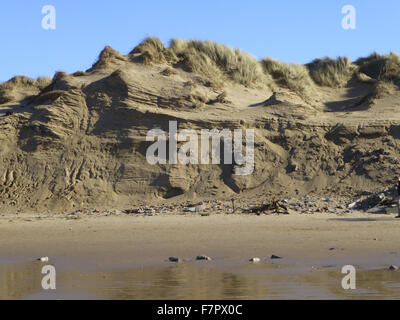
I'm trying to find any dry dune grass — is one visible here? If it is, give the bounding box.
[168,39,224,87]
[3,37,400,109]
[129,37,166,65]
[168,39,271,88]
[90,46,126,70]
[0,76,52,103]
[371,80,396,100]
[90,38,400,104]
[129,38,274,88]
[52,71,69,81]
[1,75,52,90]
[36,76,53,89]
[0,76,37,89]
[355,52,400,83]
[306,57,357,87]
[261,58,316,101]
[131,37,165,54]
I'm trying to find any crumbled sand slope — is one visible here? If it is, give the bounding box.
[0,45,400,213]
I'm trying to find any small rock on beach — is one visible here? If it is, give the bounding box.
[196,255,212,261]
[37,257,49,262]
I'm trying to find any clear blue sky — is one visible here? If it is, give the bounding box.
[0,0,399,82]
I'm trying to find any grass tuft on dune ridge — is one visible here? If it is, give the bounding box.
[129,38,274,88]
[306,57,357,87]
[355,52,400,83]
[0,76,52,104]
[169,39,271,87]
[36,76,53,89]
[129,37,166,65]
[261,58,316,101]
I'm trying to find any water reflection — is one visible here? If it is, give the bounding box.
[1,260,400,300]
[64,264,272,300]
[0,261,43,300]
[321,268,400,299]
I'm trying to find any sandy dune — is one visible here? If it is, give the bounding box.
[0,40,399,213]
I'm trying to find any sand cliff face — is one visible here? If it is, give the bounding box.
[0,44,400,213]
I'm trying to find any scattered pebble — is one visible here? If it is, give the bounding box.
[37,257,49,262]
[196,255,212,261]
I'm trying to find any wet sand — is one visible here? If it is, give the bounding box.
[1,212,400,299]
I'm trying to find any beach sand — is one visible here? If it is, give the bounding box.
[1,211,400,299]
